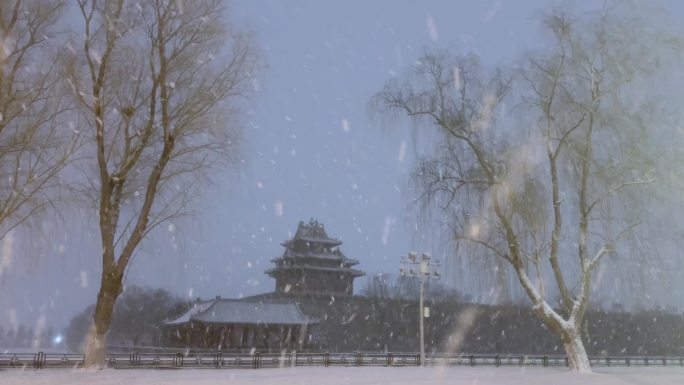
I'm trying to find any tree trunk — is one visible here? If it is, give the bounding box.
[83,271,122,368]
[562,326,591,372]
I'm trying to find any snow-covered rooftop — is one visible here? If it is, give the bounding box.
[281,219,343,247]
[164,299,218,326]
[164,298,314,326]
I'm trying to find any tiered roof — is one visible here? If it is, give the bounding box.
[282,220,343,247]
[266,219,364,277]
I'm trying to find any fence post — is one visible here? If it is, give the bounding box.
[34,351,45,369]
[214,351,222,368]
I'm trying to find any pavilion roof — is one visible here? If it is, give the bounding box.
[164,298,315,326]
[163,298,217,326]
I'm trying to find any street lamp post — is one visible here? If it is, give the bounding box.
[400,251,441,366]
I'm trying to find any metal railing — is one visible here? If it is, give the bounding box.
[2,351,683,369]
[0,352,87,369]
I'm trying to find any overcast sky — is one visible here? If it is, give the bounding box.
[2,0,684,333]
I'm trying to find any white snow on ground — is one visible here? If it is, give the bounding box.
[1,366,683,385]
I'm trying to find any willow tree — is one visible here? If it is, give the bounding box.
[67,0,255,367]
[0,0,76,250]
[376,5,679,371]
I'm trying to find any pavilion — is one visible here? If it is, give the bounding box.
[164,297,315,351]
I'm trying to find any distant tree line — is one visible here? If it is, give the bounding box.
[289,275,684,356]
[308,275,684,355]
[346,295,684,356]
[55,281,684,356]
[65,286,186,352]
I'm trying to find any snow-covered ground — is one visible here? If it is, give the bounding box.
[2,366,682,385]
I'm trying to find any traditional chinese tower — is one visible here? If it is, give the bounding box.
[266,219,365,296]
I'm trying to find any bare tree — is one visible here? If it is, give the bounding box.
[66,0,255,367]
[376,5,680,371]
[0,0,76,257]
